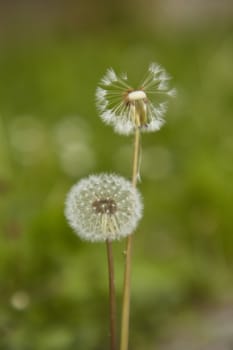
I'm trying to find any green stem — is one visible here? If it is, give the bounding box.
[106,240,117,350]
[120,128,140,350]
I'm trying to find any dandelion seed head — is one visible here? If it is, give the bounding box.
[96,62,175,135]
[65,173,143,242]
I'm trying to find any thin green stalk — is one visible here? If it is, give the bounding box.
[106,240,117,350]
[120,128,140,350]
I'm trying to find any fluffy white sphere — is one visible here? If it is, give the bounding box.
[65,173,143,242]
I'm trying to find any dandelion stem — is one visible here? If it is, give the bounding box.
[106,239,117,350]
[120,128,140,350]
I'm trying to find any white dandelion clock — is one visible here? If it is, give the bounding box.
[65,173,143,242]
[96,62,176,135]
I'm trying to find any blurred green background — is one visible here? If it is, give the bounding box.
[0,1,233,349]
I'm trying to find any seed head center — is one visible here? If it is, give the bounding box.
[128,90,146,101]
[92,198,117,215]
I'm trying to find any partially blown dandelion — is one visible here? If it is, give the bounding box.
[96,62,176,135]
[65,173,143,242]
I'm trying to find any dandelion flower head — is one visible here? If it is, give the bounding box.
[96,62,176,135]
[65,173,143,242]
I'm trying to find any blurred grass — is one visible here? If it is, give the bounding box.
[0,26,233,349]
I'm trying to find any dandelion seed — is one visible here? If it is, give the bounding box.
[65,174,143,242]
[96,62,176,135]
